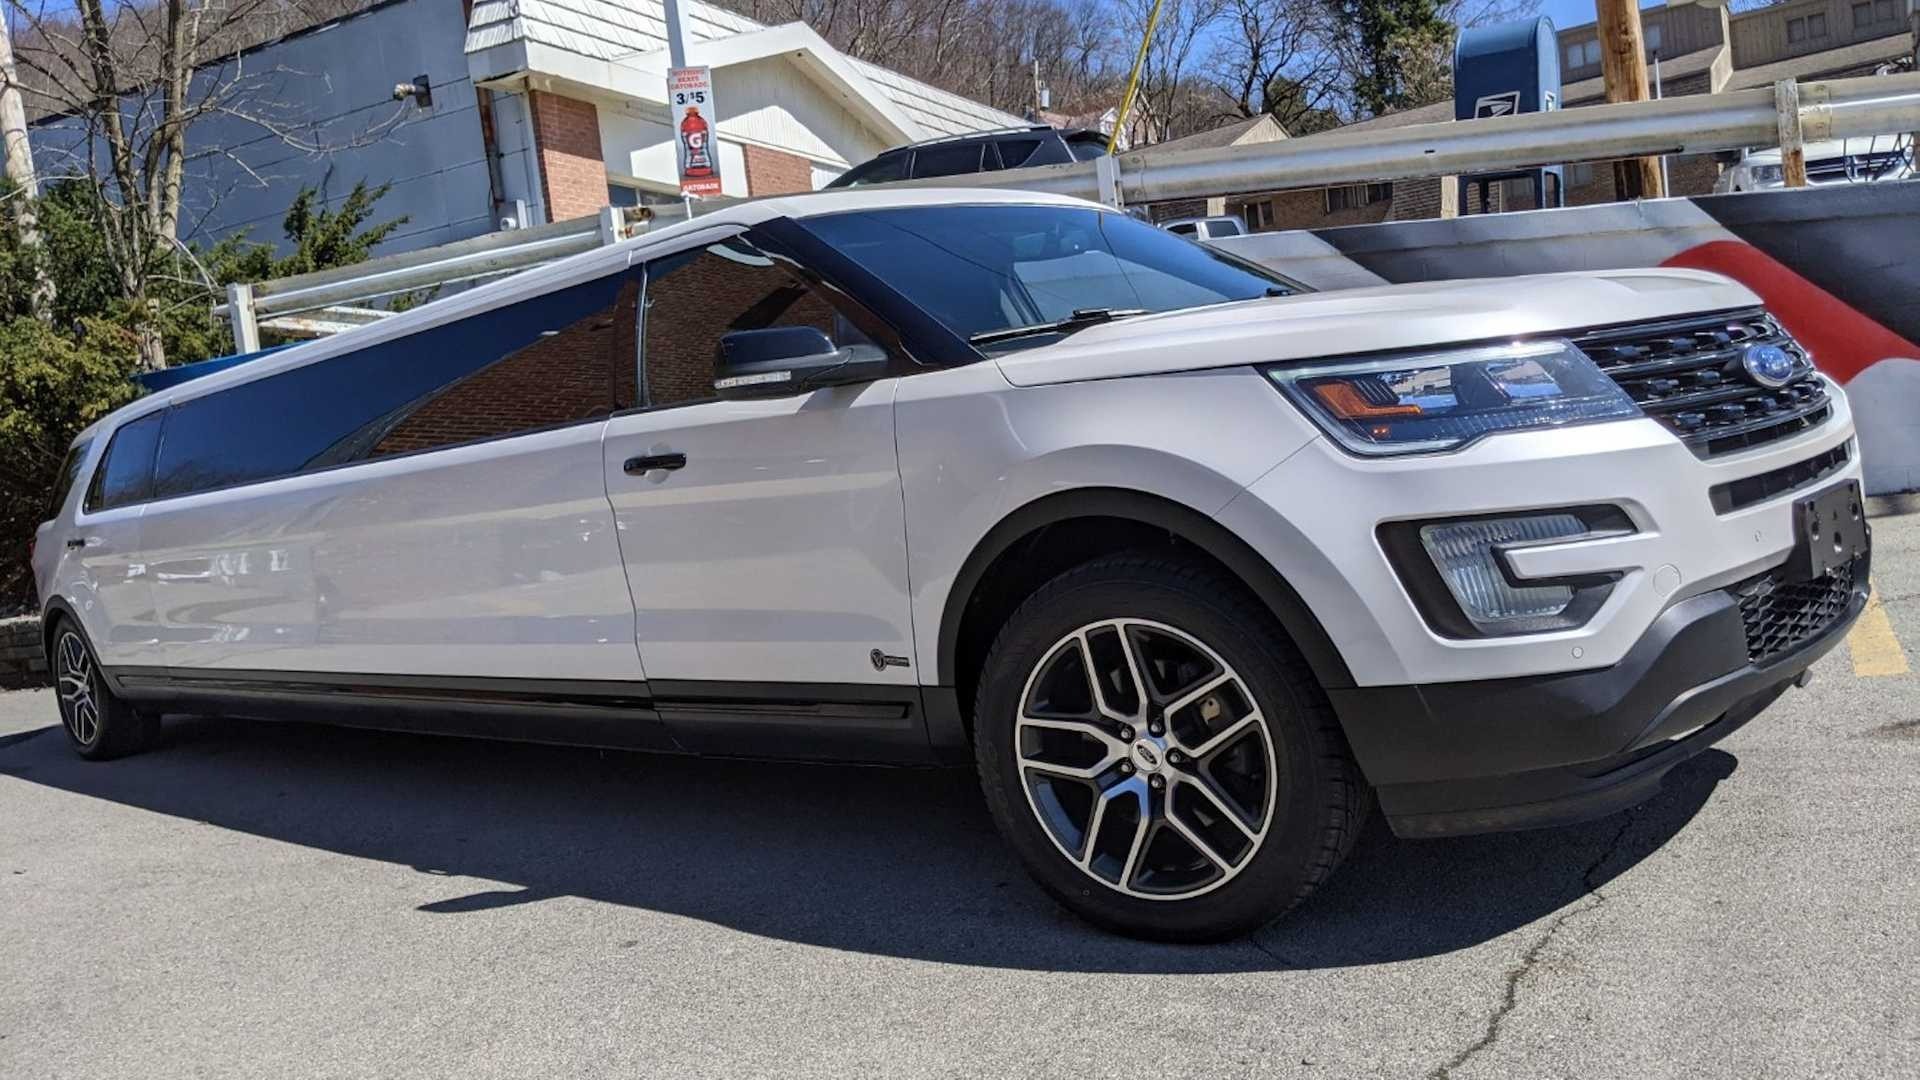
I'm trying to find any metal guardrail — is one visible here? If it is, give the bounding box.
[212,72,1920,352]
[899,73,1920,204]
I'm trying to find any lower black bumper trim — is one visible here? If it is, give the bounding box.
[1331,554,1868,838]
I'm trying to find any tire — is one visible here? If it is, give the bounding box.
[973,552,1369,941]
[49,618,161,761]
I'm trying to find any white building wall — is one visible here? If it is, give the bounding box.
[711,59,890,167]
[598,58,882,197]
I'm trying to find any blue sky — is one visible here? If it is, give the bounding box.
[1535,0,1667,32]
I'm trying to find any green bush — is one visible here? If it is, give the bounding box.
[0,318,142,610]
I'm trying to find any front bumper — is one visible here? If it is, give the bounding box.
[1330,553,1869,838]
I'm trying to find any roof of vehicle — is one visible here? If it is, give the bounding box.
[74,187,1104,438]
[875,124,1081,155]
[1161,216,1243,227]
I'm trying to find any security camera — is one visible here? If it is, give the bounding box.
[392,75,432,107]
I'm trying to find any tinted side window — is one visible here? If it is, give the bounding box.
[994,138,1043,169]
[641,237,875,410]
[840,152,908,186]
[154,270,637,500]
[911,142,985,178]
[85,411,165,512]
[45,437,93,521]
[1067,137,1109,161]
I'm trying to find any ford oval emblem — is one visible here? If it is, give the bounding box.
[1741,343,1796,389]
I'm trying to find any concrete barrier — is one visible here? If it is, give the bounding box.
[1220,183,1920,494]
[0,616,47,689]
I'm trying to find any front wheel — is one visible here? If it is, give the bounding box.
[52,620,160,761]
[973,554,1368,941]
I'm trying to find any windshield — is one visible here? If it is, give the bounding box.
[798,205,1302,354]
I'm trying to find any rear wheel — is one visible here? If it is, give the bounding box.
[52,620,160,760]
[973,553,1367,941]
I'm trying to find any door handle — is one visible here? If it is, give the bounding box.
[65,537,89,550]
[624,452,687,475]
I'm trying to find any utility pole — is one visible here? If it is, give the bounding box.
[0,11,53,318]
[1595,0,1666,199]
[663,0,688,68]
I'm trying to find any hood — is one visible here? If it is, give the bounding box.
[993,267,1760,388]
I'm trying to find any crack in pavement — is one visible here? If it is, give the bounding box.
[1424,811,1638,1080]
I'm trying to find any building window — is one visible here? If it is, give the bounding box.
[1564,39,1604,68]
[1243,201,1275,231]
[1324,182,1392,214]
[607,181,679,209]
[1788,14,1827,43]
[1875,0,1896,22]
[1853,2,1872,28]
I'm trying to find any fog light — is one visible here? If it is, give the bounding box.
[1418,514,1589,628]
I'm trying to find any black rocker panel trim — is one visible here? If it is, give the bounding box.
[936,488,1355,693]
[107,667,678,752]
[649,679,934,763]
[98,668,937,763]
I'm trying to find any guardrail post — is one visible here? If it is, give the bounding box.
[1094,154,1124,208]
[226,282,261,354]
[598,205,623,245]
[1775,79,1809,188]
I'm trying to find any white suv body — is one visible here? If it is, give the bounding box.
[35,188,1871,939]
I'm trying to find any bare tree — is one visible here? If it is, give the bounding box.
[1,10,53,317]
[4,0,408,368]
[1210,0,1342,130]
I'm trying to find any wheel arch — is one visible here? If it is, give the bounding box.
[40,596,81,667]
[936,488,1355,728]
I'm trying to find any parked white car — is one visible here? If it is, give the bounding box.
[1716,137,1915,192]
[36,189,1870,940]
[1162,215,1248,240]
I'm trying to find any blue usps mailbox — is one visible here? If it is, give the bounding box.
[1454,17,1564,212]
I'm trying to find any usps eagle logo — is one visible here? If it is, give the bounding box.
[1474,91,1522,119]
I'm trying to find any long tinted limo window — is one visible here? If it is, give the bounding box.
[154,271,638,499]
[86,411,165,512]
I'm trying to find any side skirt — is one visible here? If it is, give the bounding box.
[104,668,939,763]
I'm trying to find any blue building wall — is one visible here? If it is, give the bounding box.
[30,0,495,257]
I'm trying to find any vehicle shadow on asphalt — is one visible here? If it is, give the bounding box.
[0,716,1733,974]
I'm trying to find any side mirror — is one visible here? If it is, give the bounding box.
[713,327,888,400]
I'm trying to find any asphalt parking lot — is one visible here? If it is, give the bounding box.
[2,500,1916,1080]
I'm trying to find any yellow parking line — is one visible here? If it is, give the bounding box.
[1850,584,1911,677]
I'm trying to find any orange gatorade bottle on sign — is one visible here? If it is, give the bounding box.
[681,107,715,179]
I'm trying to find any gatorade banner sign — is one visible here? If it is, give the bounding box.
[668,66,721,197]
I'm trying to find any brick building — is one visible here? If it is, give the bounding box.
[1185,0,1915,232]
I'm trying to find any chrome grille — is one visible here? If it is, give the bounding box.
[1806,149,1909,183]
[1573,309,1829,458]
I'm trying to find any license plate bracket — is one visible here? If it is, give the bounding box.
[1788,479,1869,581]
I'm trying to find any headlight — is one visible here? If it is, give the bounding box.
[1748,163,1784,185]
[1263,340,1640,457]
